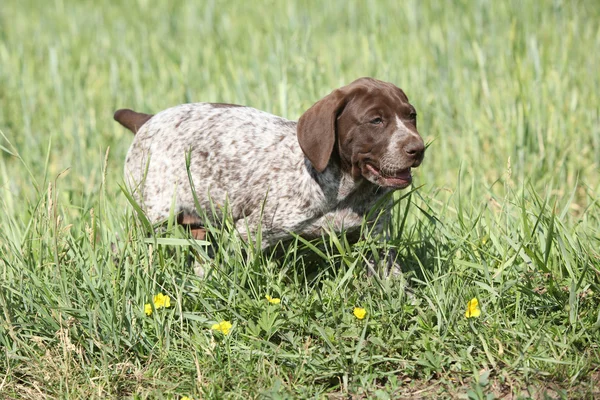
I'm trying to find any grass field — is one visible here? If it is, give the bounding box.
[1,0,600,398]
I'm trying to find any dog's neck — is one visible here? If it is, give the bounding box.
[305,157,375,207]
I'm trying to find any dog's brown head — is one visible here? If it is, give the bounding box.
[297,77,425,189]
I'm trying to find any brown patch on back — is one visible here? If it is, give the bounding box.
[210,103,244,109]
[114,109,154,134]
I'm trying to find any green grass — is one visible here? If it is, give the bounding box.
[1,0,600,398]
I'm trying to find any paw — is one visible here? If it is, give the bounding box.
[386,260,403,277]
[193,260,206,278]
[366,249,402,278]
[186,252,208,278]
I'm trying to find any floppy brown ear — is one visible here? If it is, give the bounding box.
[297,89,347,172]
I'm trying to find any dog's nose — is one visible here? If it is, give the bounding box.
[404,138,425,166]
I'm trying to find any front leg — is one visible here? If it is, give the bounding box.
[361,201,406,278]
[365,215,402,277]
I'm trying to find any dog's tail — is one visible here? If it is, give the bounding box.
[114,109,154,134]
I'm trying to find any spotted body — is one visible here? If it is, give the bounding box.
[119,77,425,248]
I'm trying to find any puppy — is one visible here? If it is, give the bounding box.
[116,77,424,269]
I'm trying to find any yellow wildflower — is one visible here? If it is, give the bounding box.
[353,307,367,320]
[211,320,233,335]
[153,293,171,309]
[265,295,281,304]
[144,293,171,316]
[465,297,481,318]
[181,397,192,400]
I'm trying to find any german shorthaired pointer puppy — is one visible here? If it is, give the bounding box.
[116,77,424,272]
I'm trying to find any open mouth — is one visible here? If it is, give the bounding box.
[365,164,412,188]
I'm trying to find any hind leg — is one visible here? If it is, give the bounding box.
[177,212,206,240]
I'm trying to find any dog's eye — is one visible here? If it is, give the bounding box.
[370,117,383,125]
